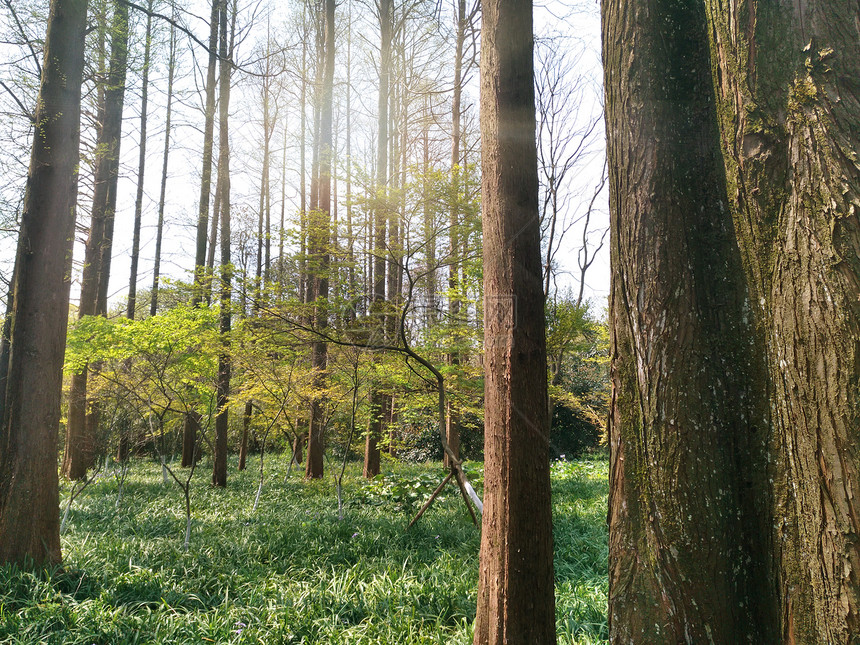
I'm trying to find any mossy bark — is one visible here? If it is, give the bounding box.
[605,0,860,642]
[704,1,860,640]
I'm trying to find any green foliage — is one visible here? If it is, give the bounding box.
[0,456,608,644]
[358,463,483,513]
[546,295,610,454]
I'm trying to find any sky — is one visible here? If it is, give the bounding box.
[0,0,609,317]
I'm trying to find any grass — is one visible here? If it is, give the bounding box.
[0,454,608,644]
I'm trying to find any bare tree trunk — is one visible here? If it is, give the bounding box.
[363,0,391,479]
[473,0,555,641]
[445,0,467,469]
[127,0,153,320]
[150,7,176,318]
[212,0,233,489]
[192,0,221,308]
[0,0,87,568]
[305,0,335,480]
[63,0,128,480]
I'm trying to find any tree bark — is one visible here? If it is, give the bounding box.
[604,0,860,642]
[63,0,128,480]
[0,0,88,567]
[473,0,555,642]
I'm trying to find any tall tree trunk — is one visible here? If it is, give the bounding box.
[150,8,176,318]
[473,0,555,641]
[181,0,218,468]
[127,0,153,320]
[445,0,467,468]
[192,0,221,308]
[603,0,768,640]
[305,0,335,480]
[363,0,391,479]
[0,0,87,567]
[212,0,233,488]
[63,0,128,480]
[604,0,860,642]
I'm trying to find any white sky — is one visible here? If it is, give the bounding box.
[0,0,609,316]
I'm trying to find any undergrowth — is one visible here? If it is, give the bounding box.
[0,455,608,644]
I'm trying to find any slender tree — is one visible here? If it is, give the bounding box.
[127,0,153,319]
[473,0,556,641]
[363,0,391,479]
[63,0,129,480]
[212,0,234,488]
[0,0,88,567]
[305,0,335,479]
[150,7,176,317]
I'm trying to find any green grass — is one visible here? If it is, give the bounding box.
[0,455,608,644]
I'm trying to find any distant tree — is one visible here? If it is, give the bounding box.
[0,0,88,568]
[305,0,335,480]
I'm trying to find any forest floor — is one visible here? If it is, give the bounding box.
[0,454,608,644]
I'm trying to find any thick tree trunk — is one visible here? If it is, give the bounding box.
[705,1,860,641]
[63,0,128,480]
[473,0,555,642]
[604,0,860,642]
[212,0,232,489]
[0,0,88,567]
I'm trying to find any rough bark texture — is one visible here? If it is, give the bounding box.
[473,0,556,642]
[706,1,860,641]
[605,0,860,642]
[0,0,88,567]
[63,0,128,480]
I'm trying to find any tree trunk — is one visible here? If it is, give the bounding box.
[604,0,860,642]
[127,0,152,320]
[363,0,391,479]
[305,0,335,481]
[63,0,128,480]
[0,0,87,567]
[192,0,221,308]
[212,0,232,489]
[473,0,555,642]
[445,0,467,470]
[238,400,251,471]
[150,10,177,318]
